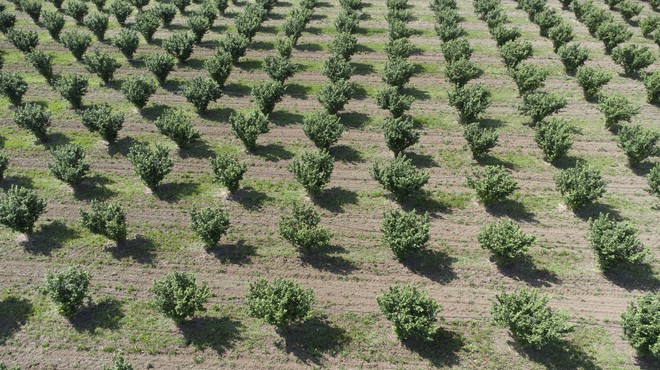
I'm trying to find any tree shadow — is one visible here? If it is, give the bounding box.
[42,132,71,149]
[352,62,375,75]
[270,110,304,126]
[179,316,243,355]
[479,118,506,129]
[162,79,185,94]
[495,256,561,287]
[70,297,124,333]
[314,187,358,213]
[207,239,257,265]
[252,143,293,162]
[0,297,32,345]
[511,339,599,370]
[630,161,655,177]
[237,59,262,72]
[108,136,140,157]
[553,155,580,170]
[285,83,313,97]
[401,191,454,217]
[603,263,660,291]
[406,152,438,168]
[178,139,216,159]
[573,202,622,222]
[139,103,171,121]
[251,40,275,50]
[351,85,368,99]
[73,174,116,201]
[295,43,323,52]
[155,181,201,203]
[486,199,537,223]
[203,106,236,123]
[232,186,274,210]
[638,355,660,370]
[401,86,431,101]
[22,220,79,255]
[402,248,458,284]
[223,82,252,97]
[111,235,156,265]
[476,154,516,170]
[299,244,357,275]
[339,112,371,128]
[0,175,34,189]
[330,144,364,163]
[403,327,464,367]
[276,315,351,366]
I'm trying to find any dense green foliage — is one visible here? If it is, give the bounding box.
[533,118,574,163]
[0,185,47,234]
[554,162,607,210]
[80,104,124,143]
[377,284,439,341]
[182,77,222,112]
[288,149,334,195]
[621,293,660,358]
[127,143,173,190]
[154,108,200,147]
[80,200,127,242]
[381,116,420,155]
[190,206,230,248]
[209,153,247,193]
[13,103,51,142]
[48,143,90,186]
[589,213,647,271]
[478,220,535,262]
[43,266,90,318]
[371,155,429,200]
[229,110,270,151]
[381,209,429,260]
[246,277,315,329]
[302,110,344,149]
[279,201,332,250]
[152,272,210,321]
[467,165,519,205]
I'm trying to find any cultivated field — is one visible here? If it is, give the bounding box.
[0,0,658,368]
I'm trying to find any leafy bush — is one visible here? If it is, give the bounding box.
[621,293,660,358]
[322,54,354,83]
[121,76,156,109]
[187,13,210,43]
[182,77,222,112]
[154,3,176,26]
[589,213,647,270]
[204,50,232,87]
[26,50,54,82]
[302,110,344,149]
[376,86,413,118]
[644,70,660,104]
[534,118,573,163]
[235,4,264,40]
[467,165,518,205]
[382,116,420,155]
[582,6,612,34]
[41,10,65,39]
[492,288,572,349]
[557,43,589,74]
[218,33,249,63]
[145,53,176,85]
[616,0,642,21]
[13,102,51,141]
[597,95,640,129]
[548,22,574,51]
[0,185,46,234]
[127,143,173,190]
[510,62,548,95]
[617,124,659,165]
[0,72,28,106]
[444,58,481,87]
[104,354,133,370]
[441,37,472,64]
[64,0,88,23]
[0,153,8,181]
[533,7,561,37]
[377,284,438,341]
[85,12,108,41]
[251,80,283,116]
[172,0,190,12]
[647,164,660,198]
[7,28,39,53]
[371,155,429,200]
[60,30,92,60]
[478,220,535,262]
[190,206,230,248]
[275,37,293,58]
[214,0,229,13]
[317,80,353,114]
[80,104,124,142]
[229,110,270,151]
[246,277,315,329]
[500,38,533,69]
[492,25,521,47]
[154,108,200,147]
[284,8,312,44]
[43,266,90,318]
[448,83,492,123]
[575,66,611,101]
[210,153,246,193]
[134,10,160,43]
[335,8,359,33]
[288,149,334,195]
[80,200,127,242]
[381,209,429,260]
[83,49,120,84]
[199,1,218,23]
[385,37,415,59]
[463,122,498,158]
[48,143,89,186]
[53,73,88,109]
[640,16,660,37]
[0,11,16,33]
[129,0,149,11]
[519,92,566,124]
[279,201,332,250]
[21,0,41,21]
[163,32,195,63]
[595,21,632,53]
[152,272,210,321]
[388,18,412,40]
[340,0,363,10]
[108,0,132,24]
[329,32,358,60]
[434,16,464,42]
[554,162,606,210]
[263,55,297,83]
[612,44,656,76]
[111,28,140,59]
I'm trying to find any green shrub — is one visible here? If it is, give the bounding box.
[519,0,546,17]
[329,32,358,60]
[154,108,200,147]
[478,220,535,262]
[463,122,498,158]
[557,43,589,74]
[111,28,140,59]
[54,73,88,108]
[210,153,246,193]
[317,80,353,114]
[519,92,566,124]
[554,162,606,210]
[534,118,573,163]
[83,49,120,84]
[448,83,491,123]
[64,0,88,23]
[371,155,429,200]
[639,16,660,37]
[492,25,521,47]
[0,185,46,234]
[383,57,414,88]
[382,116,419,155]
[108,0,132,23]
[500,38,533,69]
[251,80,283,116]
[340,0,363,10]
[492,288,572,349]
[127,143,173,190]
[152,272,210,321]
[41,10,65,39]
[121,76,156,109]
[617,124,659,165]
[322,54,354,82]
[172,0,190,12]
[0,153,8,181]
[187,13,210,43]
[621,293,660,359]
[0,72,28,106]
[163,32,195,63]
[104,354,133,370]
[385,38,415,60]
[80,104,124,142]
[589,213,647,270]
[80,200,127,242]
[204,50,232,87]
[441,37,472,64]
[0,11,16,33]
[26,50,54,82]
[467,165,518,205]
[444,58,481,87]
[60,30,92,60]
[644,70,660,104]
[182,77,222,112]
[616,0,642,21]
[288,149,334,195]
[376,86,413,118]
[575,66,611,101]
[582,6,612,34]
[263,55,297,83]
[388,18,412,40]
[21,0,42,21]
[43,266,90,318]
[199,1,218,23]
[533,7,561,37]
[229,110,269,150]
[85,12,108,41]
[129,0,149,10]
[302,110,344,149]
[145,53,176,85]
[7,28,39,53]
[612,44,656,76]
[13,102,51,141]
[154,3,177,26]
[335,8,359,33]
[381,210,429,260]
[218,33,249,63]
[48,143,89,186]
[190,206,230,248]
[434,17,464,42]
[595,21,632,53]
[548,22,574,52]
[377,284,438,341]
[279,201,332,250]
[284,8,312,44]
[598,95,640,129]
[235,5,264,40]
[647,164,660,198]
[510,62,548,95]
[275,37,292,58]
[134,10,160,43]
[246,277,315,329]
